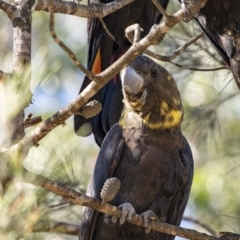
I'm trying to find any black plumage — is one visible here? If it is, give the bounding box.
[79,56,194,240]
[74,0,169,146]
[182,0,240,88]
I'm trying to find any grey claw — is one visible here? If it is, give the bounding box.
[119,203,135,225]
[111,203,135,225]
[141,210,158,234]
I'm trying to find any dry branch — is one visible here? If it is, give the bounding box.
[35,0,135,17]
[145,32,228,71]
[0,0,16,17]
[48,4,98,82]
[183,216,217,237]
[151,0,170,19]
[24,170,219,240]
[2,7,187,160]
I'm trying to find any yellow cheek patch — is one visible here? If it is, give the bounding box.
[164,109,183,128]
[160,101,169,115]
[143,109,183,130]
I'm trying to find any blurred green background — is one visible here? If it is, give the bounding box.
[0,0,240,239]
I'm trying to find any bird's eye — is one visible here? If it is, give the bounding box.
[151,70,157,78]
[136,70,141,75]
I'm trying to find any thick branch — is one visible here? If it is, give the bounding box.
[35,0,135,18]
[24,170,218,240]
[4,0,36,147]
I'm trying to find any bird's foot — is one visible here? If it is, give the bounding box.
[112,202,136,225]
[125,24,143,44]
[180,0,207,22]
[141,210,159,234]
[100,177,121,203]
[75,100,102,119]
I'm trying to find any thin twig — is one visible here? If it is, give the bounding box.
[183,216,217,237]
[125,24,143,44]
[18,113,42,129]
[168,32,205,61]
[151,0,170,18]
[48,3,99,83]
[145,32,228,71]
[100,18,116,41]
[145,49,228,71]
[168,61,228,72]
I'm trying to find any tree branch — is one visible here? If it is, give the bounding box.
[146,32,205,62]
[0,0,17,17]
[24,170,219,240]
[35,0,135,18]
[48,3,98,82]
[183,216,217,237]
[145,32,228,71]
[151,0,170,19]
[1,7,187,160]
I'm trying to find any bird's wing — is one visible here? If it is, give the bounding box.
[79,123,125,240]
[176,136,194,224]
[166,135,194,237]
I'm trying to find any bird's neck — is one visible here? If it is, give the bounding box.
[119,100,183,131]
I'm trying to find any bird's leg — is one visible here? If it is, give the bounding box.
[125,24,143,44]
[141,210,159,234]
[111,202,136,225]
[75,100,102,119]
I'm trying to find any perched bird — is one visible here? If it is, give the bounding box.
[74,0,170,146]
[181,0,240,88]
[79,56,194,240]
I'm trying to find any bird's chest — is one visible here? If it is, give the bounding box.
[120,129,178,173]
[112,129,181,206]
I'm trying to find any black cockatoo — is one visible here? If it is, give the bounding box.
[74,0,169,146]
[79,55,194,240]
[181,0,240,88]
